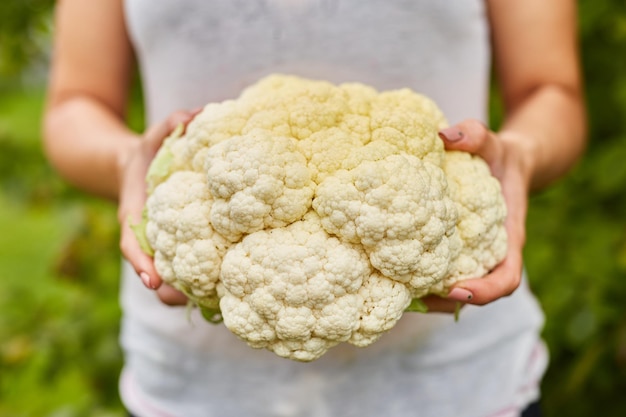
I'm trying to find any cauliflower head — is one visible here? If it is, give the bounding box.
[135,74,507,361]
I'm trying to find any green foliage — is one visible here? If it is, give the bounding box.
[519,1,626,416]
[0,0,53,80]
[0,90,125,417]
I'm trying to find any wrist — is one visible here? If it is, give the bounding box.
[115,133,142,196]
[497,130,538,192]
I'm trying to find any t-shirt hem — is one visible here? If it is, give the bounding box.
[120,367,176,417]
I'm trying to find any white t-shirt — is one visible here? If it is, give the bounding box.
[120,1,548,416]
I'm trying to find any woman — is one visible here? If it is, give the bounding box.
[43,1,586,416]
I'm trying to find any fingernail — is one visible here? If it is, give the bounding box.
[447,287,473,301]
[438,127,465,142]
[139,272,152,288]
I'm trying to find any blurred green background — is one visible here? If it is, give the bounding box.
[1,1,625,416]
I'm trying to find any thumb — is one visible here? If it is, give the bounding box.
[438,119,503,170]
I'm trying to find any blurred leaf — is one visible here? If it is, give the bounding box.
[0,0,53,78]
[565,342,605,394]
[1,336,34,366]
[0,81,124,415]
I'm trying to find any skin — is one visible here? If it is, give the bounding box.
[43,0,586,311]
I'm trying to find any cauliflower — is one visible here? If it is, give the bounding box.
[218,212,402,362]
[134,74,507,361]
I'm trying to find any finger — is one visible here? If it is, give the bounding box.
[439,119,504,175]
[447,246,523,306]
[156,284,188,305]
[119,221,162,289]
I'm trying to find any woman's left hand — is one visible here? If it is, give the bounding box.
[423,119,533,313]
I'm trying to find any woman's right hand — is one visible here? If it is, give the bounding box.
[117,109,199,305]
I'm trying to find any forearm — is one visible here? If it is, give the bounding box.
[499,83,587,192]
[486,0,585,191]
[43,0,137,200]
[43,95,138,200]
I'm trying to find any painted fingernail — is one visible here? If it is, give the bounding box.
[447,287,473,301]
[438,127,465,142]
[139,272,152,288]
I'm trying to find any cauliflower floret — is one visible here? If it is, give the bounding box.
[369,108,444,166]
[204,129,314,242]
[145,171,229,307]
[297,128,363,184]
[373,89,448,131]
[239,74,351,140]
[178,101,251,172]
[441,151,508,284]
[350,272,412,347]
[314,154,460,296]
[219,214,372,362]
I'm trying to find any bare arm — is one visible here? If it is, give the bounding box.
[438,0,586,307]
[489,0,587,190]
[43,0,136,200]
